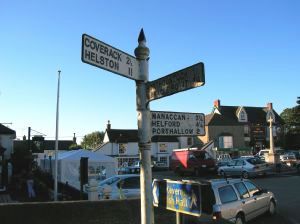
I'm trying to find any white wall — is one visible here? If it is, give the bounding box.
[0,135,14,159]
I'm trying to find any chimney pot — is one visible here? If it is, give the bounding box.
[107,120,111,130]
[267,103,273,110]
[214,99,221,108]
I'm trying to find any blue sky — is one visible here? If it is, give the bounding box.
[0,0,299,143]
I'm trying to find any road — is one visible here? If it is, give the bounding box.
[251,174,300,224]
[153,171,300,224]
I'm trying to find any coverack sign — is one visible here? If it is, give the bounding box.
[151,111,205,136]
[81,34,139,80]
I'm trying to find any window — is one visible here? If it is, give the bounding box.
[120,177,140,189]
[159,156,168,166]
[244,125,249,135]
[238,109,248,122]
[187,137,193,146]
[159,143,167,153]
[234,182,250,199]
[235,160,244,166]
[240,111,245,120]
[218,185,238,204]
[119,143,127,154]
[244,181,259,196]
[219,136,233,148]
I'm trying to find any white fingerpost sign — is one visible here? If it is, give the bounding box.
[151,111,205,136]
[81,34,140,80]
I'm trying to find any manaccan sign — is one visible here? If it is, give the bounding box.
[147,63,205,101]
[81,34,140,80]
[151,111,205,136]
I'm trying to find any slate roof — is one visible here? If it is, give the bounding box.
[106,129,179,143]
[206,105,284,126]
[14,140,74,151]
[0,124,16,135]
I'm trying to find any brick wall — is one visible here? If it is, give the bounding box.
[0,199,175,224]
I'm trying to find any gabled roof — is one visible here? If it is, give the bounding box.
[106,129,179,143]
[0,124,16,136]
[209,105,284,126]
[205,113,242,126]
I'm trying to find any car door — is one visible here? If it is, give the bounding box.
[218,185,241,221]
[119,176,140,199]
[233,182,257,221]
[224,160,237,176]
[232,160,244,176]
[244,181,268,216]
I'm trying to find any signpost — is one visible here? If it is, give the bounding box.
[151,111,205,136]
[147,63,205,102]
[81,34,140,80]
[81,29,206,224]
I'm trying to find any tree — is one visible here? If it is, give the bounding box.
[280,105,300,134]
[81,131,105,150]
[280,98,300,149]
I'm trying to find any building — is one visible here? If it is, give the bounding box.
[0,124,16,159]
[94,121,198,168]
[0,124,16,190]
[198,99,284,157]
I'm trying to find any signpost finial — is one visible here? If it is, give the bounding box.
[138,28,146,43]
[135,28,149,60]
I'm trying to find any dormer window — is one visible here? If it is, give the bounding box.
[238,107,248,122]
[266,111,275,123]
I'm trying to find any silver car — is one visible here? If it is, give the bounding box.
[198,179,277,224]
[218,157,270,179]
[97,174,140,200]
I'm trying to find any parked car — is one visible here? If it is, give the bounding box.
[170,148,217,176]
[118,160,155,174]
[218,157,270,179]
[196,178,277,224]
[280,153,297,167]
[97,174,140,200]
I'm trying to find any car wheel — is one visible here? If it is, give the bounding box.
[242,171,249,179]
[235,213,245,224]
[268,200,276,215]
[297,165,300,174]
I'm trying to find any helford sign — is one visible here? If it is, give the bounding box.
[151,111,205,136]
[81,34,140,80]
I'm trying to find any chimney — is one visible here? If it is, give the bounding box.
[107,120,111,130]
[73,133,77,144]
[214,99,221,108]
[267,102,273,110]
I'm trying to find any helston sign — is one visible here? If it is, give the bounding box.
[81,34,140,80]
[151,111,205,136]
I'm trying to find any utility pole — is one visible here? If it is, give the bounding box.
[54,70,61,201]
[134,29,153,224]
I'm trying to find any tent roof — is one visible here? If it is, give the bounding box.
[58,149,115,162]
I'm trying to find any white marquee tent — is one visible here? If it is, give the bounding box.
[39,149,117,189]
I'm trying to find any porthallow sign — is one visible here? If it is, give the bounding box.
[81,34,140,80]
[151,111,205,136]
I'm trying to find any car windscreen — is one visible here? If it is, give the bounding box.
[99,176,120,186]
[246,158,265,165]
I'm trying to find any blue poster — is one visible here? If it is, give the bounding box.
[166,180,201,216]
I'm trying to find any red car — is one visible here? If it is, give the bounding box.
[170,148,216,176]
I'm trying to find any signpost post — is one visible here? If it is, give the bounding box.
[81,29,206,224]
